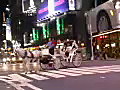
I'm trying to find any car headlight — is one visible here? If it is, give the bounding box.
[3,58,7,62]
[12,57,16,61]
[7,58,10,61]
[115,1,120,9]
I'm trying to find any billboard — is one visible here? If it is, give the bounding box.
[37,0,72,21]
[22,0,40,13]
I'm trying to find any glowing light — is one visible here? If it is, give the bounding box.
[111,43,116,47]
[92,29,120,37]
[3,58,7,62]
[55,0,65,6]
[105,44,110,47]
[12,57,16,61]
[32,28,39,40]
[97,45,100,49]
[38,0,65,14]
[61,18,65,34]
[43,24,47,38]
[19,58,23,61]
[68,0,75,10]
[110,10,114,16]
[38,7,48,14]
[56,18,61,35]
[48,0,55,15]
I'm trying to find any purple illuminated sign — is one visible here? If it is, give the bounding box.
[37,0,69,21]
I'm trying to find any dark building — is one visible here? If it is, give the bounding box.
[6,0,94,58]
[0,0,9,47]
[8,0,40,47]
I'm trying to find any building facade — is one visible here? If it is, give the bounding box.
[36,0,94,58]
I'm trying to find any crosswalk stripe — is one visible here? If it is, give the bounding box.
[20,83,42,90]
[68,68,112,74]
[68,68,106,73]
[0,65,120,90]
[0,76,11,79]
[48,70,80,76]
[59,69,94,75]
[25,74,49,80]
[39,71,66,78]
[109,69,120,72]
[69,67,112,71]
[9,74,32,82]
[0,78,24,90]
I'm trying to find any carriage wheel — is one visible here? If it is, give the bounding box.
[40,63,50,70]
[60,57,69,67]
[72,53,82,67]
[53,57,61,70]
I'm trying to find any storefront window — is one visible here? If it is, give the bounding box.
[93,32,120,58]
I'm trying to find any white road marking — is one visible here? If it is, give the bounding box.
[0,74,42,90]
[19,82,43,90]
[0,65,120,90]
[24,74,49,80]
[39,71,66,78]
[0,78,24,90]
[60,69,94,75]
[9,74,32,82]
[48,70,80,76]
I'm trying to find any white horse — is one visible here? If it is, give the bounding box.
[14,48,42,74]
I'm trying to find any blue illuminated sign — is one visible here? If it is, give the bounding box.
[37,0,69,21]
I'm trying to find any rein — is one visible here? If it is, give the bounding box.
[27,51,34,58]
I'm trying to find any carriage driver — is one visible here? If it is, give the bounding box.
[47,38,57,55]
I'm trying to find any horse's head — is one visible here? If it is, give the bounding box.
[14,48,26,58]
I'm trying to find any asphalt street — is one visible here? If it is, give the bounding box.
[0,59,120,90]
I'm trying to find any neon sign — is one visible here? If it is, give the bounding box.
[37,0,69,21]
[38,0,65,14]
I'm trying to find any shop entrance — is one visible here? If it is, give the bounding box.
[93,31,120,59]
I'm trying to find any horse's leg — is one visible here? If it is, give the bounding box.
[29,58,33,72]
[25,58,31,73]
[33,58,40,73]
[23,58,28,74]
[38,58,44,71]
[32,58,37,73]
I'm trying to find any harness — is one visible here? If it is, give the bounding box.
[22,50,27,59]
[27,51,34,58]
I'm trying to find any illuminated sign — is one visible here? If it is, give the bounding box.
[37,0,76,21]
[68,0,75,10]
[22,0,40,13]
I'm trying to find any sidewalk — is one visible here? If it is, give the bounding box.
[81,59,120,67]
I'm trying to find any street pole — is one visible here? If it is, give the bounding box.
[85,12,94,60]
[90,30,94,60]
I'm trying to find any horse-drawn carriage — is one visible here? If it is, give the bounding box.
[40,40,82,69]
[15,40,83,73]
